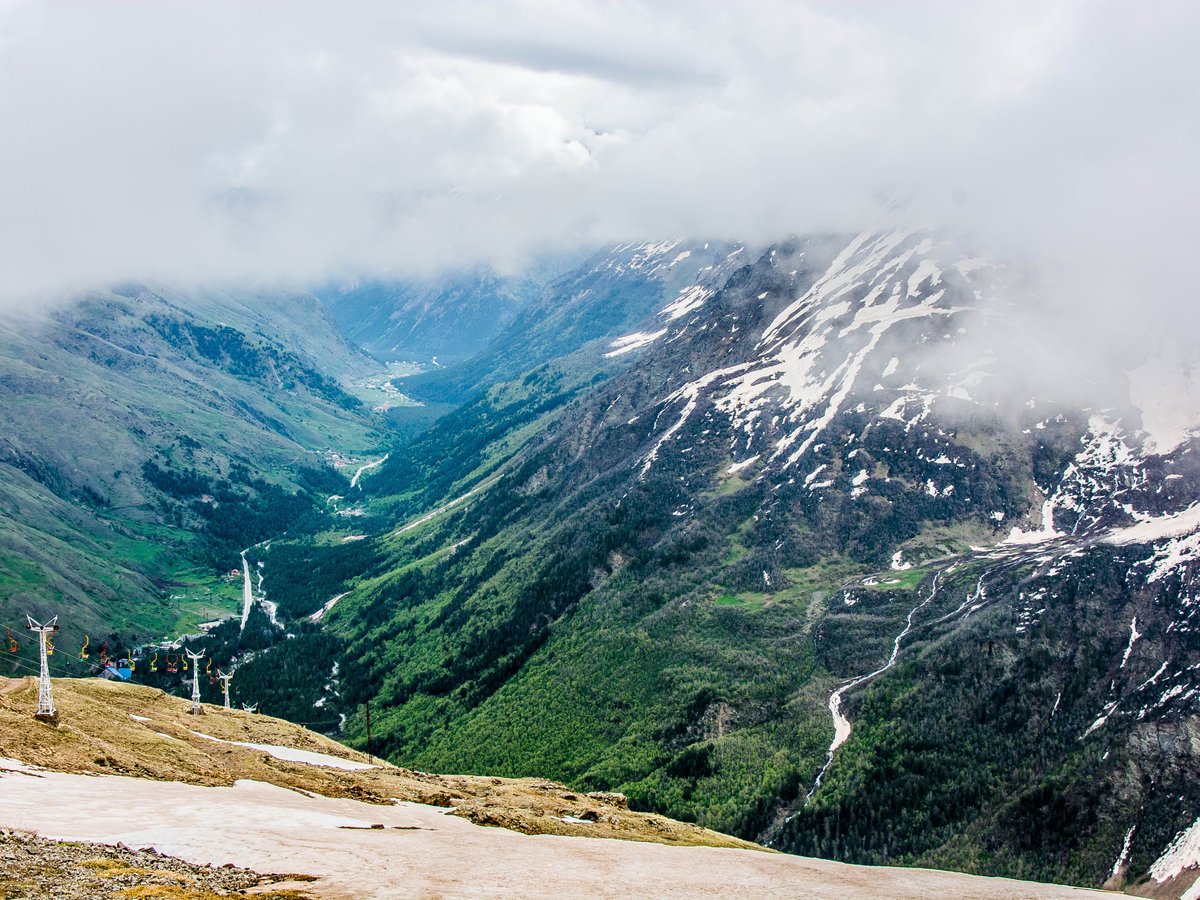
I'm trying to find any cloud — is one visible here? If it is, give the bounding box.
[0,0,1197,343]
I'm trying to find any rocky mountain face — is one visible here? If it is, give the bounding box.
[303,230,1199,895]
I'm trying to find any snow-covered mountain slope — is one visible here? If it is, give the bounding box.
[619,226,1200,543]
[316,227,1200,894]
[597,228,1200,893]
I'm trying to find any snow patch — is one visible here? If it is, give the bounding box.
[1004,499,1062,546]
[727,455,759,475]
[1150,816,1200,887]
[660,285,712,321]
[1119,617,1142,669]
[1111,825,1136,880]
[189,732,375,771]
[606,329,668,357]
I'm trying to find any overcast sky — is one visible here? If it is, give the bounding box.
[0,0,1197,318]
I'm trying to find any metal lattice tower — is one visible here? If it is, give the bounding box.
[242,701,258,714]
[217,670,233,709]
[25,615,59,722]
[185,648,205,715]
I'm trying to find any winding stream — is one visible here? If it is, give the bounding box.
[806,571,944,801]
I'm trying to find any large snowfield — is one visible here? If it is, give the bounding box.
[0,758,1097,899]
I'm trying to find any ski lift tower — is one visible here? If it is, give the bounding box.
[184,648,205,715]
[217,670,233,709]
[25,615,59,722]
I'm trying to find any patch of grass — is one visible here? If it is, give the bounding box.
[780,556,867,598]
[863,567,927,592]
[713,591,767,611]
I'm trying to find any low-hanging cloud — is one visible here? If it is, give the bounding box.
[0,0,1197,346]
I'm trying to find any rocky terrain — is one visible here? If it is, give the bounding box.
[0,829,316,900]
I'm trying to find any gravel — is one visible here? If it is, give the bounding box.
[0,828,315,899]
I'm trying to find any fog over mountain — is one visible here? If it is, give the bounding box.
[1,0,1196,344]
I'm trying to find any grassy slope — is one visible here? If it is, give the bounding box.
[0,288,384,650]
[0,677,759,851]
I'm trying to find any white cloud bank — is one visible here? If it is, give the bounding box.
[0,0,1197,328]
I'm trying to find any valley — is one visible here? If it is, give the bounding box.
[1,234,1198,898]
[4,5,1195,896]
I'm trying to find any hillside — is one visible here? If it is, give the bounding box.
[260,232,1200,896]
[0,283,386,653]
[0,676,1099,898]
[0,676,756,849]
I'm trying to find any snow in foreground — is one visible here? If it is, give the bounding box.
[0,760,1096,900]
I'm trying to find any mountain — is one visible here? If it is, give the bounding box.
[394,240,751,404]
[0,283,385,655]
[2,231,1197,897]
[265,229,1200,896]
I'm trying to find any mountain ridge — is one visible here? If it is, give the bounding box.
[300,228,1200,895]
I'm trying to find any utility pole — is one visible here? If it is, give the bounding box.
[26,616,59,722]
[365,698,373,764]
[185,648,205,715]
[241,701,258,714]
[217,670,233,709]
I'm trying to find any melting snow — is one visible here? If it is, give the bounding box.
[606,329,668,357]
[1150,816,1200,888]
[640,364,751,477]
[727,455,759,475]
[1138,662,1169,690]
[1119,617,1142,668]
[190,732,375,770]
[1083,701,1117,737]
[710,231,970,470]
[1004,499,1062,546]
[660,285,713,321]
[1111,825,1136,880]
[1106,503,1200,544]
